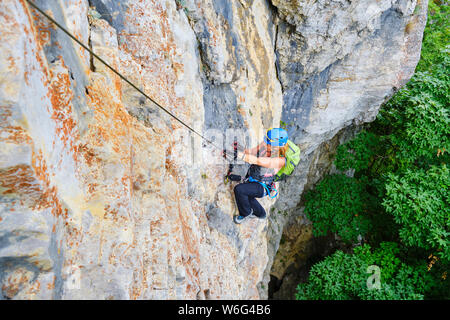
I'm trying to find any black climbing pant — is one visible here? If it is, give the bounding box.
[233,182,266,218]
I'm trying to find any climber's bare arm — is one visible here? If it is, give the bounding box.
[240,153,286,170]
[244,141,265,156]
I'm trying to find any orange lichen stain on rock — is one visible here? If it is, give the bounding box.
[0,105,33,145]
[84,77,131,158]
[128,249,151,300]
[47,276,56,290]
[104,204,119,219]
[31,150,66,218]
[164,143,178,177]
[120,0,186,117]
[29,6,54,47]
[0,165,39,195]
[0,164,47,209]
[7,56,17,72]
[169,189,202,293]
[77,142,101,168]
[19,1,51,88]
[47,59,80,155]
[1,266,36,299]
[22,278,41,297]
[80,76,134,211]
[0,3,18,26]
[206,19,219,46]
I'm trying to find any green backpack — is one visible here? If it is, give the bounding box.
[274,140,301,182]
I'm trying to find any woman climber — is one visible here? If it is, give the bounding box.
[232,128,300,224]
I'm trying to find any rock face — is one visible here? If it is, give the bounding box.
[0,0,427,299]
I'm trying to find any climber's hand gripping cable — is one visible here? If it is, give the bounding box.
[223,140,243,184]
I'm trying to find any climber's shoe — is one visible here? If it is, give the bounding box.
[233,215,248,224]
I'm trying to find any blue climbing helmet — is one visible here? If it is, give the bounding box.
[264,128,288,146]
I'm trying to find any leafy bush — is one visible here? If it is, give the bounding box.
[383,164,450,261]
[296,250,366,300]
[380,55,450,164]
[416,1,450,73]
[360,264,432,300]
[355,242,402,283]
[304,174,371,243]
[295,243,431,300]
[335,131,381,173]
[296,1,449,300]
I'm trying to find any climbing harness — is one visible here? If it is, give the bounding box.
[247,176,278,199]
[244,145,279,199]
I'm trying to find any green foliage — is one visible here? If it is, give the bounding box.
[416,1,450,72]
[296,250,366,300]
[304,174,371,243]
[380,54,450,164]
[383,164,450,261]
[297,1,449,300]
[359,264,432,300]
[354,242,401,283]
[295,243,431,300]
[335,131,381,173]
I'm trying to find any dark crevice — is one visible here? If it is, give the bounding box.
[178,3,212,80]
[268,275,282,299]
[87,17,96,73]
[273,23,284,93]
[268,234,342,299]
